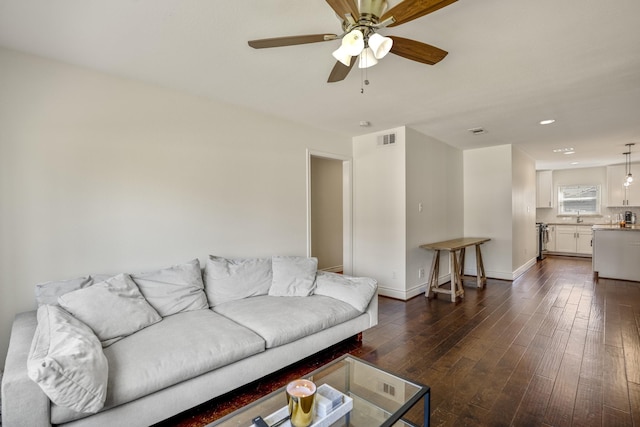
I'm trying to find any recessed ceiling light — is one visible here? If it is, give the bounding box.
[553,147,574,153]
[540,119,556,125]
[564,151,576,155]
[570,162,579,165]
[359,121,371,127]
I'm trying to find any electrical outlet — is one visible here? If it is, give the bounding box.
[418,202,423,212]
[418,268,425,279]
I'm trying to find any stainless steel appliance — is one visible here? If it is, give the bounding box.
[536,222,548,260]
[625,211,636,224]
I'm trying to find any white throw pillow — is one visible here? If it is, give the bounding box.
[27,304,108,414]
[204,256,272,306]
[58,273,161,346]
[313,271,377,312]
[130,259,209,317]
[268,256,318,297]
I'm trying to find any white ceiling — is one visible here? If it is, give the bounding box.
[1,0,639,170]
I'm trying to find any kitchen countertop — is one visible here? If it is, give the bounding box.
[545,222,609,227]
[592,224,640,231]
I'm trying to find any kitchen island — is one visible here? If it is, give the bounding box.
[592,224,640,282]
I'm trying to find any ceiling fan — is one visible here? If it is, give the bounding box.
[248,0,456,83]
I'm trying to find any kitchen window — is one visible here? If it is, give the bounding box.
[557,184,600,215]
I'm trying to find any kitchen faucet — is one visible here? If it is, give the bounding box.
[576,210,583,223]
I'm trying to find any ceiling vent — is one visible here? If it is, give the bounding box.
[468,127,487,135]
[377,133,397,147]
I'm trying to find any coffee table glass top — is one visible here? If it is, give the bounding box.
[209,354,430,427]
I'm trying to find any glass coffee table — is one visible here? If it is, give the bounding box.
[209,354,430,427]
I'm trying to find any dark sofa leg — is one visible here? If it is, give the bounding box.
[354,332,362,342]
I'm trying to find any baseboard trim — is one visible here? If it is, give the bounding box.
[320,265,343,273]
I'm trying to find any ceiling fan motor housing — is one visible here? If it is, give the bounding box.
[358,0,388,19]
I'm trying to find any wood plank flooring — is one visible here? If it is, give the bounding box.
[158,256,640,427]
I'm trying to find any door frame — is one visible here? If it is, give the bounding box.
[306,149,353,276]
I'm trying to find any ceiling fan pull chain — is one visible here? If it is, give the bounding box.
[360,62,370,94]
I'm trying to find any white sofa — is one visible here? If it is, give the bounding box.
[1,256,378,427]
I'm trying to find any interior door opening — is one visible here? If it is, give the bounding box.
[307,150,352,275]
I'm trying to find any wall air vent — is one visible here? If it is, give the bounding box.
[377,133,397,147]
[468,127,487,135]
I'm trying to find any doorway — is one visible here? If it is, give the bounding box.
[306,150,352,275]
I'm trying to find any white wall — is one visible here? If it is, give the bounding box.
[463,145,515,279]
[405,128,463,297]
[511,147,537,271]
[0,48,351,364]
[464,145,537,279]
[353,127,464,300]
[353,127,407,298]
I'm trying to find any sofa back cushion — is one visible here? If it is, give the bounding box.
[27,304,108,414]
[58,273,162,346]
[35,276,93,306]
[204,256,272,306]
[130,259,209,317]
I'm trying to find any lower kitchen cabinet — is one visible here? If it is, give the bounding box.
[593,228,640,281]
[554,225,593,255]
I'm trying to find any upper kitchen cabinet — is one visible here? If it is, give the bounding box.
[536,170,553,208]
[607,164,640,206]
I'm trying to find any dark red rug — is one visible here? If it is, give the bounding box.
[153,338,362,427]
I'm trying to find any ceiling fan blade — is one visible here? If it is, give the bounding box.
[325,0,360,22]
[389,36,448,65]
[327,60,357,83]
[248,34,337,49]
[381,0,457,27]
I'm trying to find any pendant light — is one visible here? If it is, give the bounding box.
[624,143,635,187]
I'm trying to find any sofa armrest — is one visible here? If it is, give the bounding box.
[1,311,51,427]
[365,289,379,328]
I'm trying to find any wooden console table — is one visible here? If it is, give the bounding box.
[420,237,490,302]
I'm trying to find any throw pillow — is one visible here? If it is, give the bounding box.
[130,259,208,317]
[27,304,108,414]
[313,271,377,312]
[204,256,272,306]
[268,256,318,297]
[35,276,93,306]
[58,273,161,346]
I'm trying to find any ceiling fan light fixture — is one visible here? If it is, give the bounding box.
[341,29,365,56]
[368,33,393,59]
[358,47,378,68]
[332,46,352,66]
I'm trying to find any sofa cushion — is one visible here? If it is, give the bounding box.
[27,305,108,414]
[213,295,360,348]
[35,276,93,306]
[130,259,208,317]
[58,274,161,346]
[313,271,377,312]
[204,256,272,306]
[268,256,318,297]
[50,309,266,425]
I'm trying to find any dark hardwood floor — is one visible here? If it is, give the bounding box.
[159,256,640,427]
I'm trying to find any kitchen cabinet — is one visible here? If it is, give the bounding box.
[536,170,553,208]
[607,164,640,206]
[593,227,640,281]
[555,225,592,255]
